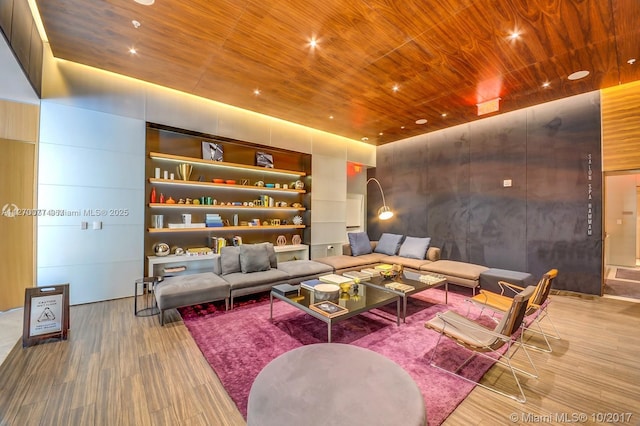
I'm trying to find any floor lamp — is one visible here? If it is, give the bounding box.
[367,178,394,220]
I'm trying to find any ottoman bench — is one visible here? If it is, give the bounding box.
[479,268,535,294]
[420,260,489,294]
[154,272,230,325]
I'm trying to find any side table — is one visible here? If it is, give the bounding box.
[134,277,161,316]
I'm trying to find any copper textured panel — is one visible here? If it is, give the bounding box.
[35,0,640,144]
[602,81,640,172]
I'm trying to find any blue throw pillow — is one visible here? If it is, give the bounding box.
[374,233,404,255]
[398,236,431,260]
[348,232,372,256]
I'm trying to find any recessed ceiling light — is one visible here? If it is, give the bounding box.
[132,20,141,29]
[415,119,427,125]
[568,70,590,80]
[542,81,551,88]
[400,126,405,129]
[128,47,137,55]
[628,58,636,65]
[308,38,318,49]
[392,84,399,92]
[441,113,447,118]
[508,31,521,40]
[379,132,383,136]
[329,115,334,119]
[361,137,369,141]
[134,0,155,5]
[253,89,261,95]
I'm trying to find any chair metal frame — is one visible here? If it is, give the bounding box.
[425,285,537,403]
[469,269,559,352]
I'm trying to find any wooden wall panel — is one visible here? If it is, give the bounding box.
[0,99,39,142]
[0,138,36,310]
[602,80,640,172]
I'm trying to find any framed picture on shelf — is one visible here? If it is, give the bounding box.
[202,142,224,161]
[256,151,274,168]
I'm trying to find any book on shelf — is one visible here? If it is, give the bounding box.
[384,282,415,293]
[300,279,323,291]
[342,270,372,281]
[271,283,300,297]
[309,301,349,318]
[319,274,353,285]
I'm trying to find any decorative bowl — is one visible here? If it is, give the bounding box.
[380,270,399,280]
[314,284,340,302]
[213,178,225,183]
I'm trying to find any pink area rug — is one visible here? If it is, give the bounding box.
[180,287,498,426]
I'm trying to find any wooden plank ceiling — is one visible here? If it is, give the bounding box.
[35,0,640,145]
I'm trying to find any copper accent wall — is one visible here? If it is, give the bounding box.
[602,80,640,172]
[369,92,602,295]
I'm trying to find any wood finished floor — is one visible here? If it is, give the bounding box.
[0,292,639,426]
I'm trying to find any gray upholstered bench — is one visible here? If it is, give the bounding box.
[247,343,425,426]
[479,268,534,294]
[154,272,230,325]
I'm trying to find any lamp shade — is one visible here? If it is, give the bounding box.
[377,205,394,220]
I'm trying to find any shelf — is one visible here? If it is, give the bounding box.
[149,203,305,211]
[148,225,306,233]
[148,178,306,193]
[150,152,306,176]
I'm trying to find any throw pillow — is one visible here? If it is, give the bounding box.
[240,244,272,273]
[348,232,372,256]
[257,242,278,268]
[398,236,431,260]
[220,246,242,275]
[374,233,404,255]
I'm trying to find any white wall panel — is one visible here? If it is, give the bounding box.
[311,130,348,157]
[347,140,376,166]
[217,106,271,145]
[270,120,312,153]
[311,222,348,245]
[38,143,143,188]
[145,86,219,136]
[40,101,144,153]
[37,186,143,227]
[311,154,347,201]
[37,225,143,268]
[311,199,346,223]
[0,36,39,104]
[38,261,141,305]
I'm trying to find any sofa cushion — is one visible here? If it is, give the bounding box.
[222,269,290,290]
[374,233,404,255]
[277,260,333,279]
[220,246,242,275]
[398,236,431,259]
[155,272,229,310]
[314,253,386,271]
[379,255,432,270]
[240,244,271,273]
[256,242,278,268]
[348,232,373,256]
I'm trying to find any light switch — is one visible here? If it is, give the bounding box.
[503,179,512,187]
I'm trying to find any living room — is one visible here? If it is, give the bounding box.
[1,1,640,425]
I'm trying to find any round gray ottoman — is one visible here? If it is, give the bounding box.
[247,343,426,426]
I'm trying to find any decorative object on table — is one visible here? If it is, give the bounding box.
[165,196,176,204]
[276,235,287,246]
[241,179,250,186]
[202,141,224,161]
[294,180,305,190]
[291,234,301,245]
[367,177,394,220]
[153,242,170,257]
[173,247,185,255]
[313,284,341,302]
[380,264,404,280]
[319,274,354,286]
[255,180,264,187]
[292,215,303,225]
[272,219,281,226]
[300,278,323,291]
[176,163,193,180]
[256,151,274,168]
[309,300,348,318]
[271,283,300,297]
[384,282,415,293]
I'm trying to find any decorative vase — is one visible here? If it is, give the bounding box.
[176,163,193,180]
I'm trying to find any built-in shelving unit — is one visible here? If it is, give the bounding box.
[144,124,312,276]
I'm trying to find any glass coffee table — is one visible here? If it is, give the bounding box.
[270,282,401,343]
[364,270,447,322]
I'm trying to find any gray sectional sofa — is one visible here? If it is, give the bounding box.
[155,233,491,324]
